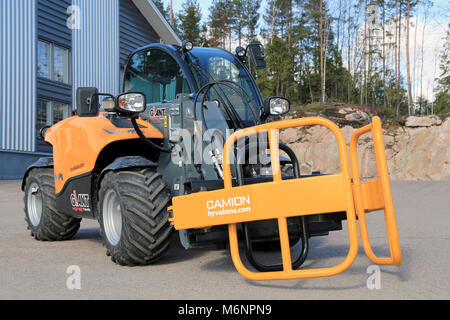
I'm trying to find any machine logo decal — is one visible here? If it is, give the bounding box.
[206,195,251,218]
[55,173,63,181]
[150,107,166,120]
[70,190,91,212]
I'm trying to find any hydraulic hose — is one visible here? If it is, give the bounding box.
[193,81,244,130]
[130,115,171,153]
[187,53,260,128]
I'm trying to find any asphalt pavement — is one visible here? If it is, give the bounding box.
[0,180,449,299]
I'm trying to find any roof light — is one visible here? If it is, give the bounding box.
[235,46,246,57]
[182,40,193,52]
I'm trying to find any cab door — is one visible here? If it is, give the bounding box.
[123,48,192,133]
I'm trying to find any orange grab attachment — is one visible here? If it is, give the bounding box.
[350,117,402,266]
[169,116,401,280]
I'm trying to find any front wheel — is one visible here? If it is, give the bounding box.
[97,168,173,266]
[23,168,81,240]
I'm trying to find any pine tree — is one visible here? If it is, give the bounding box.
[171,0,436,117]
[207,0,234,49]
[153,0,169,21]
[405,0,420,115]
[245,0,262,43]
[258,1,297,99]
[177,0,203,45]
[433,22,450,114]
[231,0,247,46]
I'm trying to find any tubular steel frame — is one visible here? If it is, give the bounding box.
[169,116,401,281]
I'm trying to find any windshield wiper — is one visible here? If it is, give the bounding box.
[187,53,246,129]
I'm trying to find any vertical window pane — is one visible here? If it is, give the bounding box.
[53,102,69,124]
[54,46,70,84]
[124,49,190,104]
[205,55,260,122]
[37,41,51,79]
[36,99,51,131]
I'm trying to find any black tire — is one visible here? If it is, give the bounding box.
[249,222,301,252]
[255,237,300,251]
[249,164,300,251]
[97,168,173,266]
[281,164,294,178]
[24,168,81,241]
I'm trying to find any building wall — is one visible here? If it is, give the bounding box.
[72,0,120,103]
[0,0,171,179]
[37,0,72,46]
[0,0,38,179]
[0,0,37,153]
[119,0,159,69]
[119,0,160,90]
[36,0,72,153]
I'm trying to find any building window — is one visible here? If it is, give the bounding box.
[36,99,71,133]
[37,41,51,79]
[37,39,71,84]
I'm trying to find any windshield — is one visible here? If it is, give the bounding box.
[188,48,261,126]
[124,49,190,104]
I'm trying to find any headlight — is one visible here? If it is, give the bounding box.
[101,97,116,112]
[269,98,290,115]
[263,97,290,116]
[235,46,246,57]
[182,40,193,52]
[116,93,146,114]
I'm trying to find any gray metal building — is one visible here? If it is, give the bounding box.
[0,0,180,179]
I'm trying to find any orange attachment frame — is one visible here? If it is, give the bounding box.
[350,117,402,266]
[223,117,358,280]
[169,116,401,281]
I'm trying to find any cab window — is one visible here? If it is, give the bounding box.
[124,49,190,103]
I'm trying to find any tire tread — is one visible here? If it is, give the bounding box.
[98,168,172,266]
[24,168,81,241]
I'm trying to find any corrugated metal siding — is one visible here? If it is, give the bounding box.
[37,0,72,105]
[37,80,72,104]
[72,0,120,104]
[119,0,159,68]
[0,0,36,152]
[37,0,71,48]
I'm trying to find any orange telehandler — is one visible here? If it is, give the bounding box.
[22,41,401,281]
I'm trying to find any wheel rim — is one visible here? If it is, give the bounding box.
[27,182,43,227]
[102,189,122,246]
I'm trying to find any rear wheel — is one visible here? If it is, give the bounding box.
[24,168,81,241]
[98,168,173,266]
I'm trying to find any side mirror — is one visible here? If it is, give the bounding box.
[263,97,290,116]
[116,92,146,116]
[76,87,99,117]
[39,125,51,140]
[247,43,266,69]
